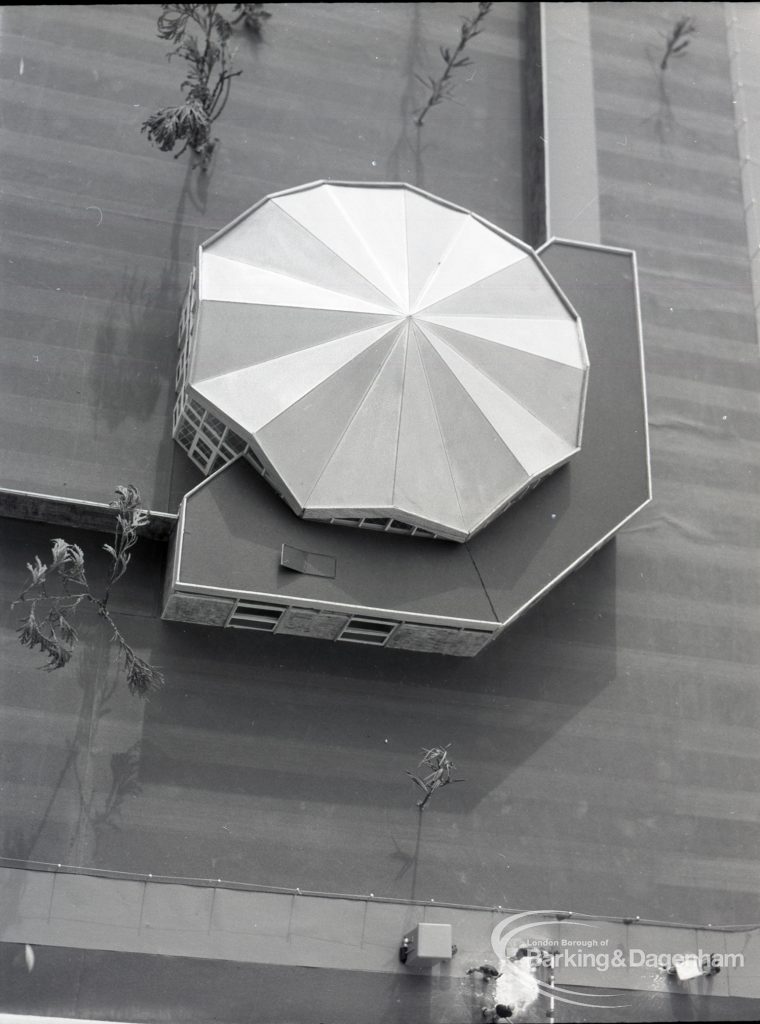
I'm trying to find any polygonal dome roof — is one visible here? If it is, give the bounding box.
[186,182,589,541]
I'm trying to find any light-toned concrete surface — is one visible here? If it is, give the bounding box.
[49,874,143,929]
[423,904,502,966]
[141,880,214,932]
[290,894,365,945]
[210,887,293,937]
[0,1018,146,1024]
[362,901,417,950]
[14,919,141,955]
[0,868,54,922]
[2,867,758,997]
[722,5,760,332]
[724,928,760,998]
[542,1,601,242]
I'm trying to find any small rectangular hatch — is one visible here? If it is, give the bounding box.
[280,543,336,579]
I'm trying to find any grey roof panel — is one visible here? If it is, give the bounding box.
[191,302,395,383]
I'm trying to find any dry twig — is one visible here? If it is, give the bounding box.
[414,2,492,128]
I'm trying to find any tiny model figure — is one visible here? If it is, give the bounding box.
[467,964,502,981]
[482,1004,514,1022]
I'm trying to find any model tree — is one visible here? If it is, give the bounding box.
[141,4,242,171]
[414,2,492,128]
[229,2,270,35]
[13,486,164,698]
[406,745,464,809]
[659,15,696,71]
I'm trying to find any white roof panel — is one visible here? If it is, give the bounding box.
[200,253,394,315]
[206,197,395,308]
[421,315,587,369]
[420,255,571,319]
[403,189,468,310]
[328,185,410,309]
[272,187,403,310]
[414,217,526,313]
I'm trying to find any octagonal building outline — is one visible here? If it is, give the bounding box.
[173,181,589,543]
[164,192,651,657]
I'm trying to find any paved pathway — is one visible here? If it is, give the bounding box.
[2,866,759,1004]
[0,1018,144,1024]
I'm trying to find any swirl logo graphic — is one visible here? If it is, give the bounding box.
[491,911,631,1011]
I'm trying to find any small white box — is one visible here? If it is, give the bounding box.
[675,957,703,981]
[404,923,454,966]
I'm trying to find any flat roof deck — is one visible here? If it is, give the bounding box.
[179,459,499,624]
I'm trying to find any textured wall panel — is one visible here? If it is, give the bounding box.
[163,592,234,626]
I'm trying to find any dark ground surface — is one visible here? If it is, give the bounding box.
[1,3,760,1024]
[1,485,758,926]
[0,2,523,511]
[1,0,760,924]
[1,942,759,1024]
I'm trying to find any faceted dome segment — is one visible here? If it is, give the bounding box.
[185,182,589,542]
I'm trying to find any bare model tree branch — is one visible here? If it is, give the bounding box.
[414,2,492,128]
